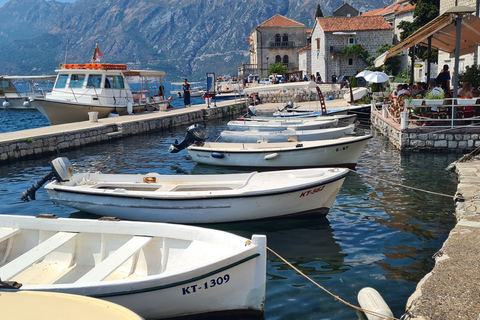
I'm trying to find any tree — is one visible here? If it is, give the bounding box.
[366,43,402,75]
[340,44,369,61]
[315,4,324,18]
[397,0,440,62]
[268,62,287,76]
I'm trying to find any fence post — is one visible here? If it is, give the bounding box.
[400,111,408,129]
[382,105,388,118]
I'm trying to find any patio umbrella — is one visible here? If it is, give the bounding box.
[364,71,389,83]
[356,70,373,78]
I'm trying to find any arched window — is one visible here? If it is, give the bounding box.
[283,55,289,64]
[275,34,281,43]
[275,55,281,63]
[282,34,288,42]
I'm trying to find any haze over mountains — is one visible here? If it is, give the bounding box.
[0,0,391,80]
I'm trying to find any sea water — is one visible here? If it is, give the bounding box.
[0,112,459,319]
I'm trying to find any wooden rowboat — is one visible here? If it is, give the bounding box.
[0,214,266,319]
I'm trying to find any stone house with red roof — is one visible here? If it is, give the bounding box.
[239,14,307,79]
[311,16,393,83]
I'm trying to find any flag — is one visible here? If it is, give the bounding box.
[92,44,104,63]
[247,37,253,42]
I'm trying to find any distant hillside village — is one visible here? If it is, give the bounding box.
[239,0,479,83]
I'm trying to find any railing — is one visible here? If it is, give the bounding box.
[376,97,480,129]
[269,41,295,48]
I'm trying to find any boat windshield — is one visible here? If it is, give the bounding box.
[70,74,85,88]
[87,75,102,88]
[105,75,125,89]
[55,74,69,89]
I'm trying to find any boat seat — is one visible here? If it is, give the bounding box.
[0,228,21,243]
[75,236,152,283]
[0,231,78,281]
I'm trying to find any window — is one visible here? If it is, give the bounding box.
[55,74,68,89]
[316,38,320,50]
[275,55,281,63]
[87,75,102,88]
[0,80,9,88]
[69,74,85,88]
[283,55,289,64]
[282,34,288,42]
[348,58,353,65]
[275,34,281,43]
[113,76,125,89]
[347,37,355,45]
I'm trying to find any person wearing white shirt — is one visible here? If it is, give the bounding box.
[422,73,428,83]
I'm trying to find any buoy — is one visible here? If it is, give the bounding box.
[23,99,30,108]
[168,96,173,101]
[264,153,279,160]
[357,287,394,320]
[211,152,224,159]
[2,100,10,108]
[126,102,133,114]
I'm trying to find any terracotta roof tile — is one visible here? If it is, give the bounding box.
[362,0,414,17]
[316,16,393,32]
[258,14,305,28]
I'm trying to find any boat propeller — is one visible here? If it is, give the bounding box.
[21,157,73,202]
[169,124,207,153]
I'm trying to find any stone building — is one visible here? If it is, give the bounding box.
[239,14,307,80]
[332,2,361,17]
[311,16,393,82]
[437,0,479,80]
[298,44,311,79]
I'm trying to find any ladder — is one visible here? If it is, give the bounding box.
[316,86,327,115]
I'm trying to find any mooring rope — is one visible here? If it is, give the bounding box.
[267,246,399,320]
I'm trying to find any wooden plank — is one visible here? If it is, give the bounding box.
[0,228,20,243]
[0,231,77,280]
[76,236,152,283]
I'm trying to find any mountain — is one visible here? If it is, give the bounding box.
[0,0,391,81]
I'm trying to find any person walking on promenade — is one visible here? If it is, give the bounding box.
[182,79,191,108]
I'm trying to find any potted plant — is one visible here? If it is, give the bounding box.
[424,89,445,105]
[411,94,424,106]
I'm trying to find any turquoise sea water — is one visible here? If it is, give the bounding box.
[0,109,460,319]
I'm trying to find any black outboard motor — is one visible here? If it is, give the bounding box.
[21,157,73,202]
[169,124,207,153]
[278,101,295,112]
[239,105,257,119]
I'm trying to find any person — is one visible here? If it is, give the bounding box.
[157,84,165,99]
[331,73,337,83]
[436,64,451,94]
[458,82,475,119]
[182,79,191,108]
[414,82,425,98]
[428,80,444,122]
[457,81,470,96]
[397,84,409,97]
[422,73,428,83]
[303,75,308,82]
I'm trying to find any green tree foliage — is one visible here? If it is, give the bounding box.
[340,44,369,61]
[268,62,287,76]
[366,43,402,75]
[397,0,440,62]
[459,65,480,88]
[315,4,324,18]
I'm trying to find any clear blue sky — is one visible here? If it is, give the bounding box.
[0,0,76,8]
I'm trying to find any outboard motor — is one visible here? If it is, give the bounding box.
[240,105,257,119]
[21,157,73,202]
[169,124,207,153]
[278,101,294,112]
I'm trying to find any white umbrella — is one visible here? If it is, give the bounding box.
[364,71,390,83]
[356,70,373,78]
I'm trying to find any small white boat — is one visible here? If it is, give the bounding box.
[188,135,372,169]
[0,214,266,320]
[239,113,358,128]
[227,118,340,131]
[31,56,169,125]
[220,123,355,143]
[39,157,349,223]
[0,75,56,109]
[344,87,368,102]
[1,291,144,320]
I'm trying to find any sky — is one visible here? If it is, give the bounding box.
[0,0,76,8]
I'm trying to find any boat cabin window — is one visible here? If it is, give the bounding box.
[87,75,102,88]
[105,76,125,89]
[70,74,86,88]
[55,74,69,89]
[0,80,9,88]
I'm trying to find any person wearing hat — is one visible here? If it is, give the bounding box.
[182,79,191,108]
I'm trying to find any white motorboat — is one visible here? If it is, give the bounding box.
[1,291,144,320]
[0,75,56,109]
[31,62,169,125]
[188,135,372,169]
[0,214,266,320]
[344,87,368,102]
[220,123,355,143]
[239,113,357,127]
[226,118,340,131]
[35,157,349,223]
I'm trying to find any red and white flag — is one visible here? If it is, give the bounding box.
[92,44,104,63]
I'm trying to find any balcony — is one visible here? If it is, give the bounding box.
[269,41,295,48]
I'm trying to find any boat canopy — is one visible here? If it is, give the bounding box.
[244,81,317,94]
[123,70,166,78]
[1,75,57,81]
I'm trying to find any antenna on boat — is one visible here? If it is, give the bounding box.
[64,39,69,65]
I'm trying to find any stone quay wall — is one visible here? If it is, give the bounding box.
[0,102,247,164]
[371,108,480,151]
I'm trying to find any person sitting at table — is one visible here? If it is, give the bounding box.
[414,82,426,98]
[458,82,475,119]
[397,84,409,97]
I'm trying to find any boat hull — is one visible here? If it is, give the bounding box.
[0,215,267,320]
[188,135,372,169]
[45,169,348,223]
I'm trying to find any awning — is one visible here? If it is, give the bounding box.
[243,81,317,94]
[123,70,166,77]
[381,6,478,63]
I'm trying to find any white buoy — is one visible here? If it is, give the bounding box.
[126,102,133,114]
[23,99,30,108]
[358,287,394,320]
[2,100,10,108]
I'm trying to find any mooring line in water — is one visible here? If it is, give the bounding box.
[267,246,398,320]
[349,169,460,200]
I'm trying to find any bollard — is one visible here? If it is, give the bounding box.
[400,111,408,129]
[382,105,388,118]
[88,112,98,122]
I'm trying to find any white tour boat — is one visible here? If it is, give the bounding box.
[0,214,266,320]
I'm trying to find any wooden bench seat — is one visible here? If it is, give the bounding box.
[75,236,152,283]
